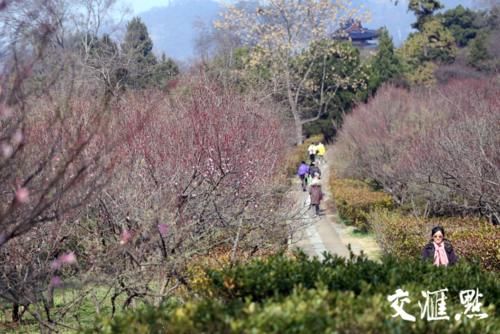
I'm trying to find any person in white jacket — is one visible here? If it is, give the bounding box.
[308,143,317,163]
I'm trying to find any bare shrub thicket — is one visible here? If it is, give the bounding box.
[333,80,499,222]
[0,0,126,244]
[2,74,292,330]
[83,75,291,310]
[1,0,132,330]
[0,1,294,331]
[0,86,129,329]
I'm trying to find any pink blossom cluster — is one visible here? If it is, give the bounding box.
[50,251,77,270]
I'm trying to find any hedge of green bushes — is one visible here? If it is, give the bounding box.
[87,252,499,333]
[330,176,392,231]
[370,208,500,271]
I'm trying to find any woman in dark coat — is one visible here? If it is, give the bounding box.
[422,226,458,266]
[309,177,323,216]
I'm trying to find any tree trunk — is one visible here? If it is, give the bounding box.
[47,285,54,308]
[285,68,303,145]
[230,217,243,264]
[294,114,303,145]
[287,85,303,145]
[12,303,20,322]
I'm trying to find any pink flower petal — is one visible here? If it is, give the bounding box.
[1,143,13,158]
[157,223,168,237]
[50,276,62,287]
[120,229,133,245]
[59,252,77,265]
[50,260,61,270]
[15,188,29,204]
[12,129,23,145]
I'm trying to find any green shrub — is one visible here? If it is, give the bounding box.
[330,177,393,231]
[303,119,336,142]
[202,252,499,308]
[370,208,500,271]
[88,253,500,333]
[235,287,497,334]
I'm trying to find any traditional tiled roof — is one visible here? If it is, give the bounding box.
[337,19,379,41]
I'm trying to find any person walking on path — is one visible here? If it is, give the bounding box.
[309,176,324,216]
[309,162,321,179]
[297,161,310,192]
[308,142,317,163]
[316,142,326,165]
[422,226,458,267]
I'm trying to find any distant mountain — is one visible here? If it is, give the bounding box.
[138,0,476,61]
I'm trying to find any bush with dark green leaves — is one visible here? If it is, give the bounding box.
[303,119,336,143]
[88,252,499,333]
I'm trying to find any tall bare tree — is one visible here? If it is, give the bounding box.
[215,0,364,144]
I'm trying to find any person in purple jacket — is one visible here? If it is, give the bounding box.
[297,161,310,192]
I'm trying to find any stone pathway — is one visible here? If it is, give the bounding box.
[290,147,381,260]
[290,151,349,260]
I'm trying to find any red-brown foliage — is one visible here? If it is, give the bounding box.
[333,79,499,221]
[76,74,291,312]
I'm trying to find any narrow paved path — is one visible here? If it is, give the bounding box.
[290,149,350,260]
[290,147,381,260]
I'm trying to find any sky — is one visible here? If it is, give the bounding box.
[120,0,170,14]
[119,0,477,16]
[120,0,228,14]
[115,0,478,59]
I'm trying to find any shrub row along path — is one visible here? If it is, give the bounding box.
[290,146,381,260]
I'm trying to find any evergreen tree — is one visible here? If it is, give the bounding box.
[153,53,179,88]
[438,5,484,47]
[408,0,444,31]
[372,28,403,84]
[468,32,491,70]
[399,19,456,86]
[121,17,157,89]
